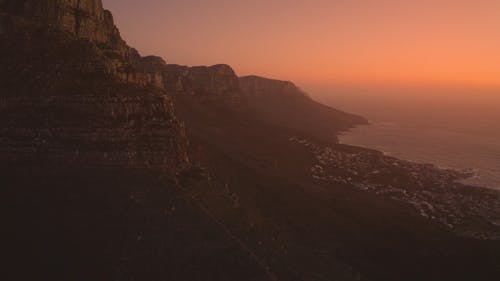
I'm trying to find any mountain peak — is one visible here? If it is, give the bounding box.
[1,0,126,51]
[1,0,177,89]
[0,0,190,171]
[239,75,308,100]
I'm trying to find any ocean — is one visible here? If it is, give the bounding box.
[339,121,500,189]
[309,85,500,190]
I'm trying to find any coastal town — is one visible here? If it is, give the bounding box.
[290,136,500,239]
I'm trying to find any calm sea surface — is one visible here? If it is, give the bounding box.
[339,122,500,189]
[311,86,500,190]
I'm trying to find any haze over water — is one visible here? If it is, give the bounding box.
[310,85,500,190]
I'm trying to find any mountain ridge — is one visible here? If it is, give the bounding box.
[0,0,189,172]
[239,75,368,143]
[0,0,366,171]
[3,1,499,281]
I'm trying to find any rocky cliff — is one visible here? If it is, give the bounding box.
[240,75,309,101]
[239,75,368,143]
[163,64,242,104]
[1,0,124,48]
[1,0,171,88]
[0,0,189,172]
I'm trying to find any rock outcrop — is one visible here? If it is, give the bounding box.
[0,0,368,171]
[1,0,125,49]
[163,64,241,104]
[239,75,309,101]
[184,64,240,97]
[238,75,367,143]
[0,0,189,173]
[1,0,170,88]
[0,92,189,170]
[1,0,242,98]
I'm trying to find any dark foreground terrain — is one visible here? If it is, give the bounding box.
[3,116,500,281]
[3,167,271,281]
[172,96,500,281]
[6,99,499,281]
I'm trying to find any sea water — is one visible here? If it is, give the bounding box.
[311,85,500,190]
[339,121,500,189]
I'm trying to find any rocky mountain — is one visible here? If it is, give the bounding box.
[0,0,169,87]
[163,64,241,104]
[2,0,124,47]
[0,0,361,173]
[2,1,499,281]
[240,75,367,143]
[240,75,310,99]
[1,1,266,279]
[171,86,500,281]
[0,0,188,172]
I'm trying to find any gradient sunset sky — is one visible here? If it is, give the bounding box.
[102,0,500,88]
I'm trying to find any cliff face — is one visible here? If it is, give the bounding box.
[1,0,171,88]
[0,0,242,98]
[1,1,245,101]
[0,0,189,172]
[1,0,126,51]
[239,75,309,101]
[186,65,240,97]
[163,64,241,104]
[239,75,368,143]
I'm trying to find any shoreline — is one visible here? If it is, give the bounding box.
[291,135,500,240]
[339,122,500,191]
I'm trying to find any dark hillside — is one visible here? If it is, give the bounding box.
[2,167,272,281]
[239,75,368,143]
[173,95,500,281]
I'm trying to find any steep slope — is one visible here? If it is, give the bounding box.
[164,64,239,95]
[164,38,498,281]
[160,67,367,143]
[1,1,273,280]
[240,75,368,143]
[0,0,188,171]
[172,93,500,281]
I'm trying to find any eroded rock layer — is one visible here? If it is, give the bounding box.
[238,75,368,142]
[1,0,172,88]
[240,75,309,100]
[162,64,242,104]
[0,0,188,172]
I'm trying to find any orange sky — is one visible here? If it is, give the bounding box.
[103,0,500,88]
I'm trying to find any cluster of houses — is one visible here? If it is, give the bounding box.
[289,136,500,240]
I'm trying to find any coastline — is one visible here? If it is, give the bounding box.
[293,128,500,240]
[338,121,500,190]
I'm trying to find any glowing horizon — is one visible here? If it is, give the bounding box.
[103,0,500,88]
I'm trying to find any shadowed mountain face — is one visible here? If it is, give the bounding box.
[239,75,368,143]
[0,0,189,171]
[171,93,500,281]
[1,0,122,46]
[2,1,499,281]
[1,1,266,279]
[162,64,242,105]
